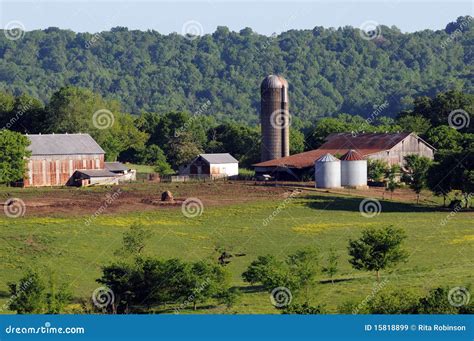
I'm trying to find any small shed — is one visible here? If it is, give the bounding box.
[105,162,137,182]
[73,169,119,186]
[180,153,239,177]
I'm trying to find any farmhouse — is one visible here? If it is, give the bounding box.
[180,153,239,178]
[23,133,111,187]
[254,132,435,180]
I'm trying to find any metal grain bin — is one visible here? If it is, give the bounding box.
[340,149,367,187]
[315,153,341,188]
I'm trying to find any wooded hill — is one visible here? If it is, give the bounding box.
[0,16,472,124]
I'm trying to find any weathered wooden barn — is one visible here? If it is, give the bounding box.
[23,133,106,187]
[253,132,435,180]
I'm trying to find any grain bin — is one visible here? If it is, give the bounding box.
[260,75,290,162]
[315,153,341,188]
[340,149,367,187]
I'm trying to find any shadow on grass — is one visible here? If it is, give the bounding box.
[319,277,356,284]
[0,290,10,299]
[234,285,266,294]
[302,194,442,213]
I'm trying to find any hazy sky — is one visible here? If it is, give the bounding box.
[1,0,472,35]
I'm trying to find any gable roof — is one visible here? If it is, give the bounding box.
[199,153,238,164]
[254,132,429,169]
[27,134,105,156]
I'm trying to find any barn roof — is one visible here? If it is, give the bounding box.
[75,169,117,177]
[199,153,238,164]
[27,134,105,155]
[254,132,426,169]
[105,162,129,172]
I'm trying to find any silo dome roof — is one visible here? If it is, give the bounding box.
[340,149,364,161]
[316,153,339,163]
[261,75,288,89]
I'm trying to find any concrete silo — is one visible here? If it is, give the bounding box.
[260,75,290,162]
[315,153,341,188]
[340,149,367,187]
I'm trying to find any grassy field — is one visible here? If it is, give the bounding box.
[0,183,472,314]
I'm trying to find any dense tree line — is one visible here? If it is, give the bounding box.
[0,16,472,124]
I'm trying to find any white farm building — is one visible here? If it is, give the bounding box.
[180,153,239,178]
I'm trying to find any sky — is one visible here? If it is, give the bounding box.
[0,0,472,36]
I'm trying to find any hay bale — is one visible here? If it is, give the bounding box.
[161,191,174,202]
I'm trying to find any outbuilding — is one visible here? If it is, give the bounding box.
[180,153,239,178]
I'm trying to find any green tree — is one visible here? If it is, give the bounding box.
[8,271,45,314]
[396,114,431,135]
[385,165,400,200]
[402,154,432,203]
[348,226,408,281]
[425,125,463,151]
[115,223,153,257]
[321,248,339,284]
[0,130,31,185]
[368,159,389,182]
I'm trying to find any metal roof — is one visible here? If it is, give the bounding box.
[261,75,288,89]
[75,169,117,177]
[254,132,423,169]
[27,134,105,155]
[105,162,130,172]
[316,153,339,163]
[199,153,238,164]
[340,149,364,161]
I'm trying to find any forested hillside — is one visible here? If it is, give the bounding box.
[0,16,472,124]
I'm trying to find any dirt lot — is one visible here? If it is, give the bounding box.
[0,180,449,218]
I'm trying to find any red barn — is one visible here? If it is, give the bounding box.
[23,133,107,187]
